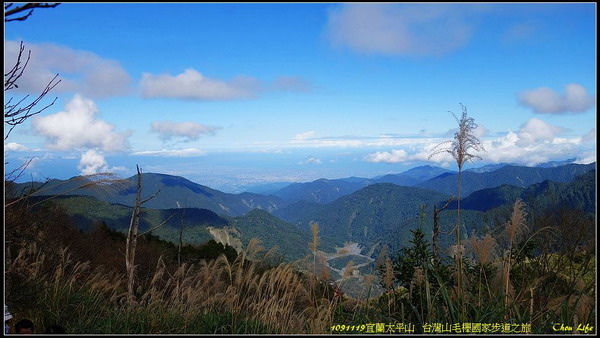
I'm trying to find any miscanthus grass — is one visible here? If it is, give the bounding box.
[6,237,341,334]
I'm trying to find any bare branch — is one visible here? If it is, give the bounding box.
[4,157,35,183]
[141,189,161,205]
[4,41,61,140]
[139,212,177,237]
[4,3,60,22]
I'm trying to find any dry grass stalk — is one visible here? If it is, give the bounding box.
[384,258,395,291]
[429,104,485,321]
[466,232,498,306]
[309,221,319,253]
[503,199,528,310]
[506,199,528,245]
[466,233,498,265]
[413,266,425,288]
[375,244,388,269]
[9,232,341,333]
[342,260,356,279]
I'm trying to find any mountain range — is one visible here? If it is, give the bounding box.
[18,162,595,214]
[20,172,285,217]
[14,161,596,262]
[11,159,595,299]
[36,194,313,262]
[416,163,595,197]
[269,165,451,204]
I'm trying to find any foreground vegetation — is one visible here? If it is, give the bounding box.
[4,188,595,334]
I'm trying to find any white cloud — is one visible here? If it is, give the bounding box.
[473,124,488,139]
[292,131,316,142]
[326,3,478,56]
[291,131,364,148]
[574,153,596,165]
[364,118,590,167]
[364,149,409,163]
[150,121,220,142]
[478,118,588,166]
[298,157,322,165]
[365,140,456,164]
[4,142,29,152]
[299,138,364,148]
[4,40,131,98]
[78,149,110,175]
[518,83,596,114]
[516,118,564,146]
[32,95,130,152]
[130,148,207,157]
[140,68,260,100]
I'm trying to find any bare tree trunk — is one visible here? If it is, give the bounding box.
[125,165,142,306]
[432,204,440,262]
[432,198,453,264]
[178,206,185,267]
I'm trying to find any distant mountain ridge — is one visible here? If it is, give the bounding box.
[417,163,595,197]
[265,162,594,205]
[15,161,595,220]
[374,165,452,186]
[270,165,452,204]
[442,168,596,213]
[21,172,286,217]
[274,183,453,246]
[19,162,595,264]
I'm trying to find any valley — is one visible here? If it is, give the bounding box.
[12,161,596,298]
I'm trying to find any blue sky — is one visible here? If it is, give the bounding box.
[4,3,596,192]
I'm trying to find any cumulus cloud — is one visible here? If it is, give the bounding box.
[473,124,488,139]
[4,40,131,98]
[150,121,220,142]
[4,142,29,152]
[518,83,596,114]
[364,118,590,167]
[140,68,261,100]
[32,95,130,152]
[483,132,579,166]
[364,149,409,163]
[130,148,207,157]
[364,140,455,164]
[78,149,110,175]
[516,118,564,146]
[326,3,478,56]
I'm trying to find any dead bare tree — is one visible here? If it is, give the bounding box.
[4,3,60,22]
[432,197,454,264]
[176,198,188,267]
[125,165,161,306]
